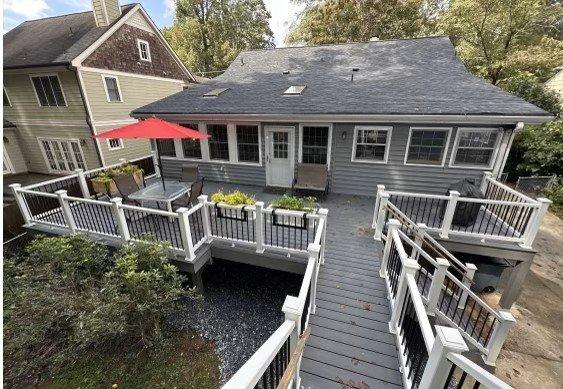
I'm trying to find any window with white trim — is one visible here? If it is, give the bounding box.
[180,123,202,159]
[236,125,260,163]
[207,124,229,160]
[137,39,151,62]
[301,125,329,165]
[103,76,122,102]
[31,75,66,107]
[451,129,500,167]
[352,126,391,162]
[406,128,450,166]
[39,138,86,173]
[156,139,176,157]
[108,138,123,150]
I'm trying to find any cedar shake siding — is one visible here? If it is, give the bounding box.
[83,24,190,82]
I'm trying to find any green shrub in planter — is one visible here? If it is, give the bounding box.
[210,190,256,206]
[270,195,318,212]
[91,163,144,195]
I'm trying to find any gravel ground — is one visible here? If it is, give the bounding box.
[171,259,302,382]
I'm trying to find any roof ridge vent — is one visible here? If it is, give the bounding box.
[203,88,230,98]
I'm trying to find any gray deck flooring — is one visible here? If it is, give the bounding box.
[300,194,402,389]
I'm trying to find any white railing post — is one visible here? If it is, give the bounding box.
[483,310,516,366]
[419,326,469,389]
[308,243,321,314]
[389,258,420,333]
[426,257,450,316]
[372,184,386,228]
[481,171,493,194]
[9,184,32,225]
[74,168,90,198]
[458,263,477,308]
[255,201,265,253]
[177,207,196,260]
[282,295,302,389]
[520,198,551,248]
[440,190,459,239]
[413,222,428,262]
[374,192,390,241]
[55,190,77,233]
[198,195,212,241]
[110,197,130,242]
[380,219,401,278]
[318,208,328,264]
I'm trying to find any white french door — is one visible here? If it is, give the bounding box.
[265,126,294,187]
[39,138,87,173]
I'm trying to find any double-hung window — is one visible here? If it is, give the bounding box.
[108,138,123,150]
[31,75,66,107]
[236,125,260,163]
[405,128,451,166]
[181,123,202,159]
[352,126,391,163]
[450,128,500,168]
[301,125,330,165]
[137,39,151,62]
[156,139,176,157]
[207,124,229,160]
[103,76,122,102]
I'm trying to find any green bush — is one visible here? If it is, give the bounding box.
[270,195,318,212]
[544,183,563,205]
[210,190,256,205]
[502,73,562,116]
[3,235,194,387]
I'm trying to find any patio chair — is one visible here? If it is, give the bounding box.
[113,173,142,206]
[292,163,328,196]
[181,164,199,184]
[172,178,205,210]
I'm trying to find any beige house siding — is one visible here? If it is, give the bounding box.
[80,69,184,164]
[3,68,100,174]
[3,128,28,174]
[546,69,563,99]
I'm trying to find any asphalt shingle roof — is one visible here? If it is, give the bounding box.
[133,36,549,117]
[3,4,135,69]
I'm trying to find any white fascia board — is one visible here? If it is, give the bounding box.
[131,113,554,125]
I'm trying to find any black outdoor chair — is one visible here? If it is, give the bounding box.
[113,173,142,206]
[181,164,199,184]
[172,178,205,210]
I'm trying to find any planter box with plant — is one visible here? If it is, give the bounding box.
[269,195,318,229]
[210,190,256,221]
[91,164,144,196]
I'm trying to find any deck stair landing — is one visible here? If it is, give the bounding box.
[300,196,402,388]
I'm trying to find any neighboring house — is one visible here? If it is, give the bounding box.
[545,67,563,100]
[133,36,552,195]
[3,0,195,176]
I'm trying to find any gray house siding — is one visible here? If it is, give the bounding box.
[156,121,508,196]
[330,123,507,195]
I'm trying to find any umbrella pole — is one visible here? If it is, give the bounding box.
[155,139,166,190]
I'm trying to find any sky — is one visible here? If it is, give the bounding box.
[3,0,305,47]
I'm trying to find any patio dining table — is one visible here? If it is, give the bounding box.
[129,180,191,213]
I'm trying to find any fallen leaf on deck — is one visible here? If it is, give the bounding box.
[351,357,359,365]
[363,303,372,311]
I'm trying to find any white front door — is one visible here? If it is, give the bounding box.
[265,127,294,187]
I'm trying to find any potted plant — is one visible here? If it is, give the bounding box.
[91,163,144,196]
[210,190,256,221]
[269,195,318,228]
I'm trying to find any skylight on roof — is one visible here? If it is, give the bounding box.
[203,88,229,97]
[284,85,306,95]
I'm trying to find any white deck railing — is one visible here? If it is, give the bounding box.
[382,219,514,389]
[373,172,551,248]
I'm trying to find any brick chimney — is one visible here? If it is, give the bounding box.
[91,0,122,27]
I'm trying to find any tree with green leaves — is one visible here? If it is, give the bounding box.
[163,0,274,76]
[287,0,438,45]
[438,0,563,84]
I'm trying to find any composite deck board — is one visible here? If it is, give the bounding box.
[301,194,403,388]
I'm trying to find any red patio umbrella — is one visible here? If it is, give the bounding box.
[94,117,209,189]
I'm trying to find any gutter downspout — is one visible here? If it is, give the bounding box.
[70,65,105,167]
[496,122,523,179]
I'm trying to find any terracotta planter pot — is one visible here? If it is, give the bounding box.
[91,171,143,196]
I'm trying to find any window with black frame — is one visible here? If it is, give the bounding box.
[301,125,329,164]
[31,75,66,107]
[156,139,176,157]
[236,125,260,163]
[207,124,229,160]
[406,128,450,165]
[180,123,202,159]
